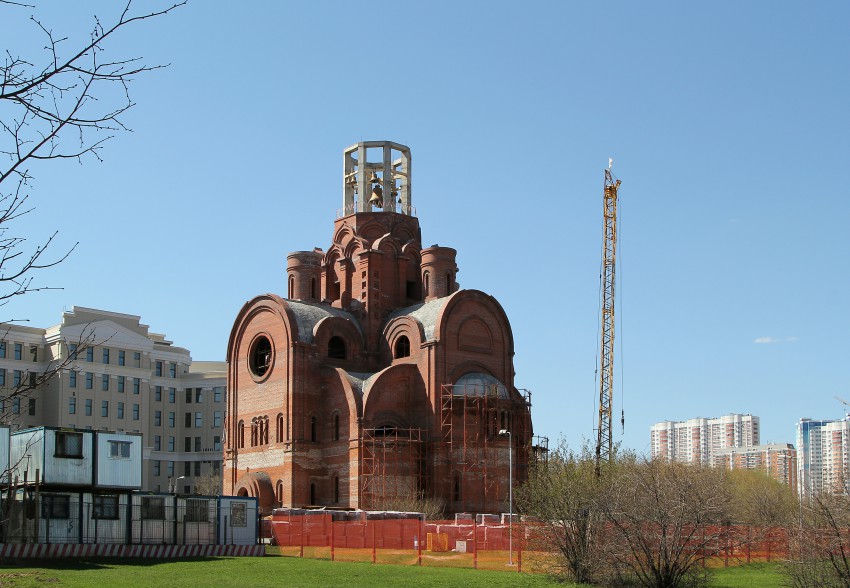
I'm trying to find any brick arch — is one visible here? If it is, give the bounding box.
[234,471,275,514]
[314,316,364,361]
[362,364,427,429]
[382,316,425,363]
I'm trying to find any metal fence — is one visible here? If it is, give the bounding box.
[0,496,258,546]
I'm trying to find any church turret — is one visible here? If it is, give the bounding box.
[421,245,458,301]
[287,249,323,302]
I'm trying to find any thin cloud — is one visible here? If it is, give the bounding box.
[753,336,797,344]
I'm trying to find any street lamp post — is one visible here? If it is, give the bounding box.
[498,429,513,566]
[168,475,186,494]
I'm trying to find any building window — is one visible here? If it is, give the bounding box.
[194,436,201,452]
[184,437,191,452]
[288,274,294,298]
[0,368,5,386]
[85,372,93,389]
[117,376,125,393]
[276,414,284,443]
[167,461,174,477]
[69,397,76,414]
[169,388,175,403]
[0,341,5,358]
[42,495,71,519]
[423,271,430,297]
[155,361,162,377]
[68,370,75,388]
[155,386,162,401]
[118,350,125,366]
[154,435,161,451]
[85,399,92,416]
[231,503,247,527]
[183,461,191,477]
[133,352,141,367]
[195,389,203,403]
[141,497,165,520]
[93,495,119,519]
[214,411,222,428]
[55,432,84,458]
[169,362,177,378]
[213,436,221,451]
[195,412,202,428]
[249,336,273,377]
[185,388,192,403]
[214,387,224,403]
[394,336,411,359]
[117,402,124,419]
[86,347,94,362]
[153,460,161,476]
[28,398,35,416]
[133,378,140,394]
[327,337,346,359]
[194,461,201,476]
[13,370,21,387]
[168,412,175,427]
[68,343,77,360]
[185,499,209,523]
[250,419,258,447]
[102,349,110,364]
[14,343,22,360]
[109,441,131,459]
[168,436,175,452]
[133,404,139,420]
[155,411,162,426]
[213,461,220,474]
[12,397,19,414]
[185,413,192,428]
[101,400,109,417]
[237,421,245,448]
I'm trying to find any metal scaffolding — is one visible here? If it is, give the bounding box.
[360,427,425,509]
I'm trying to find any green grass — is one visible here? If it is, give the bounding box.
[0,556,785,588]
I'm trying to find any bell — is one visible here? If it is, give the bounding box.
[369,185,383,207]
[369,172,381,184]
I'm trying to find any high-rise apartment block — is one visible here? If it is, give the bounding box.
[712,443,797,487]
[0,307,225,494]
[650,414,760,465]
[796,417,850,498]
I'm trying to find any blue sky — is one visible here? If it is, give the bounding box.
[3,1,849,455]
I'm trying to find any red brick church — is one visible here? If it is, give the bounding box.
[224,141,537,515]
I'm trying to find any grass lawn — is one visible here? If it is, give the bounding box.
[0,556,785,588]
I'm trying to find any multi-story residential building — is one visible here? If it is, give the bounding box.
[650,414,760,465]
[712,443,797,487]
[0,307,225,494]
[796,417,850,498]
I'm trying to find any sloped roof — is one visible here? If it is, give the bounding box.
[386,296,450,342]
[285,301,362,344]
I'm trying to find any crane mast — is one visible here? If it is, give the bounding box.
[595,168,621,476]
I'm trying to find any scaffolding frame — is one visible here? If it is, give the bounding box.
[360,427,426,509]
[439,384,532,514]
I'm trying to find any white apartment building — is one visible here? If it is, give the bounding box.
[0,307,225,494]
[796,417,850,499]
[650,413,760,465]
[712,443,797,487]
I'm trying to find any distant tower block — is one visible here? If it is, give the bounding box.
[287,250,323,301]
[342,141,412,215]
[421,246,458,301]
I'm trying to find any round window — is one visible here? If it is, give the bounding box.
[249,335,273,378]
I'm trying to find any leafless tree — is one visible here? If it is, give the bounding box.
[515,441,607,584]
[193,472,223,497]
[0,0,184,311]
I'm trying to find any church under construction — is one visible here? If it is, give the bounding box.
[224,141,540,515]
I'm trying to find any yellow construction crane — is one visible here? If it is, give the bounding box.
[595,165,621,477]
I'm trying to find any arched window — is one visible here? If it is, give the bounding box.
[310,277,317,299]
[394,335,410,359]
[310,483,316,506]
[423,272,430,297]
[310,415,318,442]
[333,476,340,504]
[276,413,284,443]
[250,418,258,447]
[276,480,284,506]
[288,275,295,299]
[328,336,346,359]
[262,416,269,444]
[237,420,245,449]
[333,413,340,441]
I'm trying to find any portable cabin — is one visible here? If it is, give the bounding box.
[93,431,143,489]
[218,495,259,545]
[9,427,94,487]
[130,493,178,544]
